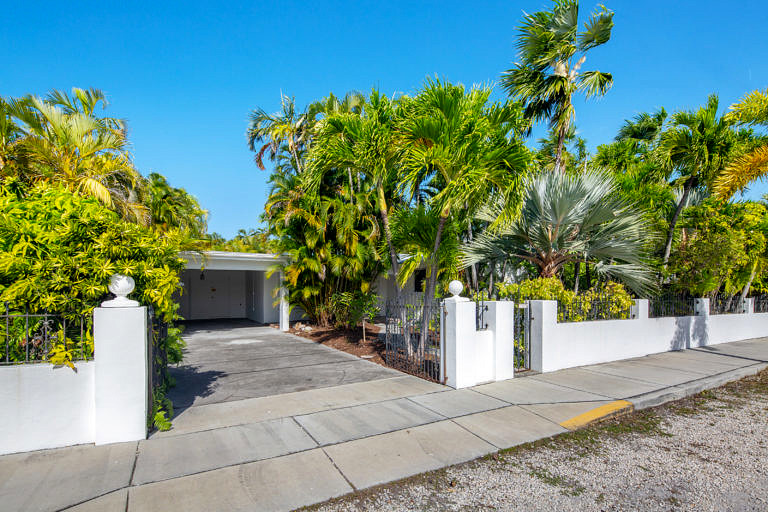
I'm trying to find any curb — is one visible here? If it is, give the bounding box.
[556,362,768,430]
[559,400,634,430]
[629,362,768,411]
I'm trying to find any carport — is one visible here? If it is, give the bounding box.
[178,251,290,331]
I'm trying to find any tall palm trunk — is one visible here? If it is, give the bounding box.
[554,123,567,173]
[663,179,693,265]
[466,220,478,293]
[420,214,448,352]
[573,260,580,293]
[739,260,758,309]
[377,185,400,296]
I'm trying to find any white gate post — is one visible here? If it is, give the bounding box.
[528,300,558,373]
[93,275,149,445]
[486,301,515,381]
[443,281,474,389]
[279,271,289,332]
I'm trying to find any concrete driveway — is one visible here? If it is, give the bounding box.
[168,320,400,409]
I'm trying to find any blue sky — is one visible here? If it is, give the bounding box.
[3,1,767,237]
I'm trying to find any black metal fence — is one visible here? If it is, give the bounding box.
[513,301,531,372]
[754,295,768,313]
[476,300,488,331]
[1,303,90,365]
[709,294,746,315]
[384,297,442,383]
[649,293,696,318]
[557,296,632,323]
[147,306,169,424]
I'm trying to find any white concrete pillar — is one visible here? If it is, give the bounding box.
[631,299,649,320]
[443,297,476,389]
[279,271,289,332]
[528,300,558,373]
[694,298,710,317]
[93,306,148,445]
[745,297,755,314]
[486,301,515,381]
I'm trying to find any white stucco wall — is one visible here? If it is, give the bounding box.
[444,300,516,389]
[0,362,95,455]
[529,299,768,373]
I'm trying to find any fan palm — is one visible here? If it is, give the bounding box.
[462,170,657,295]
[501,0,614,173]
[714,88,768,199]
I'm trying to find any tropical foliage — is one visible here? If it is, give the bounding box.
[462,171,656,295]
[248,0,768,327]
[0,184,186,362]
[501,0,614,173]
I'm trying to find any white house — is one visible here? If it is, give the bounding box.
[177,251,424,328]
[178,251,291,330]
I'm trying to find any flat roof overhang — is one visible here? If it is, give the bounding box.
[179,251,287,272]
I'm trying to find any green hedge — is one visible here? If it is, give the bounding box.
[0,183,185,363]
[497,277,634,322]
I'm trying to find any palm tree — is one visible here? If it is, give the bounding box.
[714,88,768,199]
[501,0,614,173]
[400,79,531,348]
[462,170,657,295]
[658,95,743,264]
[247,94,314,174]
[307,90,404,294]
[146,173,208,235]
[9,91,146,222]
[0,97,25,177]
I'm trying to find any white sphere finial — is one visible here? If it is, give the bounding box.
[448,280,463,297]
[102,274,139,308]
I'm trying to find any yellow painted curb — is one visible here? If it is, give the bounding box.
[559,400,634,430]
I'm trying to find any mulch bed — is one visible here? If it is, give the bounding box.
[287,322,386,366]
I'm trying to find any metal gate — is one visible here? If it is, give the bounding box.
[514,301,531,373]
[384,297,443,383]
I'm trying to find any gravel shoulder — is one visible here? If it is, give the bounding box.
[305,369,768,512]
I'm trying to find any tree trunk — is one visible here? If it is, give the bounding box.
[585,261,591,289]
[663,180,693,265]
[377,186,400,299]
[554,124,567,173]
[487,263,495,297]
[347,167,355,200]
[739,261,758,310]
[573,260,580,294]
[420,214,448,353]
[466,221,478,293]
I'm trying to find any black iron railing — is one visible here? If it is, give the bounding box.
[147,306,170,421]
[709,294,746,315]
[754,295,768,313]
[476,300,488,331]
[384,297,442,383]
[1,303,90,365]
[557,296,632,323]
[649,293,696,318]
[513,301,531,372]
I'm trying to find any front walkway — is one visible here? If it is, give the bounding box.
[1,337,767,512]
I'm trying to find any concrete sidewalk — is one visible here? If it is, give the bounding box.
[1,338,767,512]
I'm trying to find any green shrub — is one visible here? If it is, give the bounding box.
[497,277,633,322]
[0,183,186,362]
